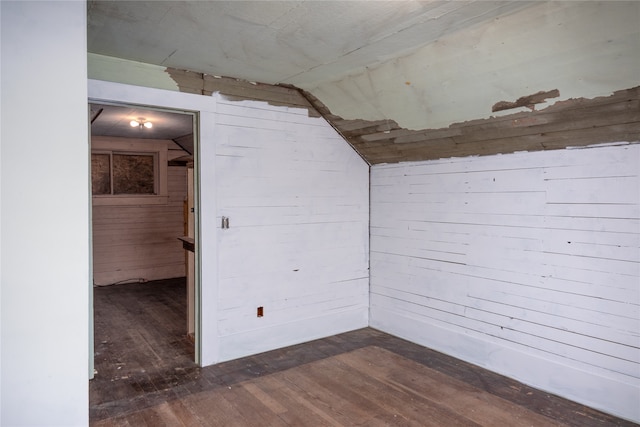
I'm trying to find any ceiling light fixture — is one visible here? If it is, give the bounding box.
[129,119,153,129]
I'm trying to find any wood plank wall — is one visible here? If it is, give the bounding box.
[212,97,370,362]
[167,69,639,166]
[93,161,187,286]
[369,143,640,422]
[166,67,638,419]
[302,86,640,165]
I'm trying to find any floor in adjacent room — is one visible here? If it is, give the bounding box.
[90,279,635,426]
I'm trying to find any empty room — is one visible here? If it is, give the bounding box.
[0,1,638,426]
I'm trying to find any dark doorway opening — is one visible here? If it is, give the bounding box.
[89,102,198,387]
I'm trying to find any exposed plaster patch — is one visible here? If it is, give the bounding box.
[302,85,640,165]
[492,89,560,112]
[299,2,640,131]
[165,67,320,117]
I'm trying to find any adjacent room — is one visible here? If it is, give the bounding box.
[89,103,199,383]
[1,1,638,426]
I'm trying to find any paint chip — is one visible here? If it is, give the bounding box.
[492,89,560,112]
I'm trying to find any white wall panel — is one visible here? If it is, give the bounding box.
[86,81,369,367]
[213,98,369,361]
[370,143,640,422]
[1,2,89,425]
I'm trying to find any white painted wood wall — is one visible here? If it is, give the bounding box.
[1,2,89,425]
[92,142,187,286]
[213,97,370,361]
[370,143,640,422]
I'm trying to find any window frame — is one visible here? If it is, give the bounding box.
[91,136,169,206]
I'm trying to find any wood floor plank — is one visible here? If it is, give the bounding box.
[241,382,288,415]
[223,383,289,426]
[339,346,565,427]
[287,350,480,427]
[246,374,338,426]
[90,417,132,427]
[165,399,205,427]
[149,402,188,427]
[278,364,377,425]
[179,391,241,426]
[118,410,153,427]
[261,375,347,427]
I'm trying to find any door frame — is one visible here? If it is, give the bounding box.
[88,79,220,367]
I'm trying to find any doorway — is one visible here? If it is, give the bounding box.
[89,102,200,381]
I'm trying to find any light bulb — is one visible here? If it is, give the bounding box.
[143,122,153,129]
[130,120,139,127]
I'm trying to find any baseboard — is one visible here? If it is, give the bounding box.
[371,308,640,424]
[218,307,369,362]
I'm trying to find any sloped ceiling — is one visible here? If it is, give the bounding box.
[86,1,539,125]
[87,1,533,87]
[87,1,640,160]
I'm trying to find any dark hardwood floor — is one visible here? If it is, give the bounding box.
[91,279,636,426]
[91,278,196,415]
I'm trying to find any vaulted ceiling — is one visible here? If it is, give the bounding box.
[87,1,533,87]
[87,1,640,162]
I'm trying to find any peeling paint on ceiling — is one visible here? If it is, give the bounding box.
[299,2,640,129]
[88,1,640,131]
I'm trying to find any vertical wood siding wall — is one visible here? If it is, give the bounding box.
[93,165,187,286]
[213,98,370,361]
[370,143,640,422]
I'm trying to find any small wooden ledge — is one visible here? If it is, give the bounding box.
[177,236,195,252]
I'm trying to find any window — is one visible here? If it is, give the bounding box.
[92,152,156,195]
[91,153,112,195]
[91,137,168,205]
